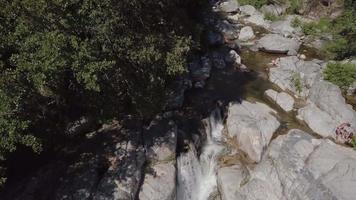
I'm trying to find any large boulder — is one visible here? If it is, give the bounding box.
[257,34,301,54]
[139,163,176,200]
[226,101,280,162]
[139,116,177,200]
[238,26,255,41]
[265,89,294,112]
[232,129,356,200]
[269,56,325,97]
[297,81,356,139]
[239,5,256,16]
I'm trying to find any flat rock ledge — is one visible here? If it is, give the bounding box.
[218,129,356,200]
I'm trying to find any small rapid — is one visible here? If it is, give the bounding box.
[177,107,224,200]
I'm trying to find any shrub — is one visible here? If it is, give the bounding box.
[265,13,282,21]
[291,72,302,94]
[301,18,331,37]
[323,62,356,90]
[291,17,302,28]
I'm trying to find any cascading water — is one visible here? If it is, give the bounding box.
[177,107,224,200]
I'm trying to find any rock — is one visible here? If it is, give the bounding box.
[224,50,241,66]
[257,34,301,54]
[94,141,146,200]
[65,116,98,136]
[244,11,270,29]
[215,20,239,40]
[139,163,176,200]
[298,81,356,139]
[226,14,239,24]
[239,5,256,16]
[287,49,298,56]
[144,117,177,162]
[206,31,224,46]
[211,50,227,69]
[269,56,324,97]
[189,56,212,83]
[216,0,239,13]
[165,78,191,110]
[299,54,306,60]
[269,17,302,37]
[238,26,255,41]
[226,101,280,162]
[265,89,294,112]
[217,164,248,200]
[347,82,356,96]
[260,4,287,16]
[234,129,356,200]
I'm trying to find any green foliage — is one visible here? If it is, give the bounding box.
[0,0,196,186]
[265,13,282,21]
[323,62,356,90]
[352,137,356,150]
[291,17,302,28]
[291,72,302,94]
[237,0,267,8]
[324,10,356,60]
[301,18,331,37]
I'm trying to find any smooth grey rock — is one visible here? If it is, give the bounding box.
[257,34,301,54]
[217,164,248,200]
[226,101,280,162]
[238,26,255,41]
[265,89,294,112]
[226,13,239,24]
[234,129,356,200]
[269,56,324,97]
[216,0,239,13]
[239,5,256,16]
[298,81,356,139]
[244,11,270,29]
[269,17,302,37]
[260,4,287,16]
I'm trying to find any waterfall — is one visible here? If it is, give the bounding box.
[177,107,224,200]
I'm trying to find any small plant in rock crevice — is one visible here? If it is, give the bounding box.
[291,72,303,94]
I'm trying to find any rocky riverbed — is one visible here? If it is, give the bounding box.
[1,0,355,200]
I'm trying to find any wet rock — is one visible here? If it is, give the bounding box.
[207,31,224,46]
[297,81,356,139]
[238,26,255,41]
[217,164,248,200]
[226,101,280,163]
[215,20,239,40]
[269,56,324,97]
[216,0,239,13]
[265,89,294,112]
[239,5,256,16]
[210,49,228,69]
[257,34,301,54]
[224,50,241,66]
[189,56,212,88]
[234,129,356,200]
[260,4,287,16]
[165,78,191,110]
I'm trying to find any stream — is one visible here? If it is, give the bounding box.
[175,2,319,199]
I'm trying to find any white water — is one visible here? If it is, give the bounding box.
[177,108,224,200]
